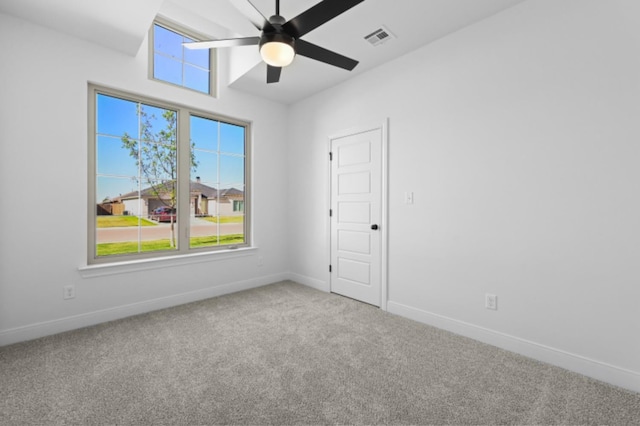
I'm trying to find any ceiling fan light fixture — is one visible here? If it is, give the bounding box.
[185,0,365,83]
[259,33,296,67]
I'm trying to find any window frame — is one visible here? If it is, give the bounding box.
[87,84,251,265]
[149,17,217,97]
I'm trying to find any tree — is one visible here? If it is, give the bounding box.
[121,105,197,247]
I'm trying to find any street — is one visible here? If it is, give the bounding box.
[96,218,243,243]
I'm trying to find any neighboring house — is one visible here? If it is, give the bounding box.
[111,180,243,218]
[196,185,245,217]
[96,200,124,216]
[191,181,245,217]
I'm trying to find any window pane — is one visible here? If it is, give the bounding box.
[219,154,245,187]
[184,64,210,93]
[192,151,218,184]
[139,142,177,182]
[96,177,178,257]
[154,54,182,86]
[97,94,138,137]
[96,175,137,205]
[191,115,218,151]
[184,46,209,68]
[220,122,245,154]
[140,105,177,141]
[97,135,139,177]
[154,24,183,59]
[189,185,245,249]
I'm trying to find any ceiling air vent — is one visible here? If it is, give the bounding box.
[364,26,395,47]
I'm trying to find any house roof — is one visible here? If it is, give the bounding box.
[190,182,244,199]
[218,187,244,198]
[117,181,242,201]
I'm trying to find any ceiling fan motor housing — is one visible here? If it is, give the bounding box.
[268,14,287,26]
[259,31,295,51]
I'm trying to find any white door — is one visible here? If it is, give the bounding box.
[330,127,383,306]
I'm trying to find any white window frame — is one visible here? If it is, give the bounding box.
[87,84,251,265]
[149,17,217,97]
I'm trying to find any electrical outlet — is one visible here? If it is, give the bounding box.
[63,285,75,300]
[485,293,497,310]
[257,256,264,267]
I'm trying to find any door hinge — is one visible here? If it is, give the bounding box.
[329,265,332,272]
[329,209,333,217]
[329,152,333,161]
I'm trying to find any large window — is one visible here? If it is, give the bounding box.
[88,85,249,263]
[151,19,215,95]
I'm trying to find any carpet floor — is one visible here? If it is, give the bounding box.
[1,281,639,425]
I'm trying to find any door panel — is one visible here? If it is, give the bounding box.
[338,140,371,167]
[338,258,370,285]
[330,128,382,306]
[337,202,370,223]
[337,230,370,255]
[338,171,370,194]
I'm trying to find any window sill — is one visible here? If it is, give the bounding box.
[78,247,257,278]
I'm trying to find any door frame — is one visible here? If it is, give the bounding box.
[327,119,389,311]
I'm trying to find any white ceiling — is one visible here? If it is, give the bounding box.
[0,0,527,104]
[0,0,164,56]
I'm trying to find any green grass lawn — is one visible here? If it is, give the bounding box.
[97,234,245,256]
[200,216,244,224]
[97,216,156,228]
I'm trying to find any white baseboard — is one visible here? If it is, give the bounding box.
[4,275,637,394]
[286,272,329,292]
[387,300,640,394]
[0,273,289,347]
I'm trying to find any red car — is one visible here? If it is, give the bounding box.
[150,206,177,222]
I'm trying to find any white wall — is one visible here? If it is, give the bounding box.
[287,0,640,392]
[0,12,289,344]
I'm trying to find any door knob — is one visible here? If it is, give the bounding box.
[371,224,379,230]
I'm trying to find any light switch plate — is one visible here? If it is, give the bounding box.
[405,191,414,204]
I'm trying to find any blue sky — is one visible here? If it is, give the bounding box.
[96,94,245,202]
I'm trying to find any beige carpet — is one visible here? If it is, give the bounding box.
[1,281,639,425]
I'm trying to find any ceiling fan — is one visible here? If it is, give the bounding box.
[184,0,366,83]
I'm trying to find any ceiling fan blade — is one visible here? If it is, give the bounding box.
[295,39,358,71]
[267,65,282,84]
[230,0,273,31]
[283,0,365,39]
[183,37,260,50]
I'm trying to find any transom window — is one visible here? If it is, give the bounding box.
[151,20,215,95]
[88,85,249,263]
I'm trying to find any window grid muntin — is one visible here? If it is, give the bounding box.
[88,85,249,264]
